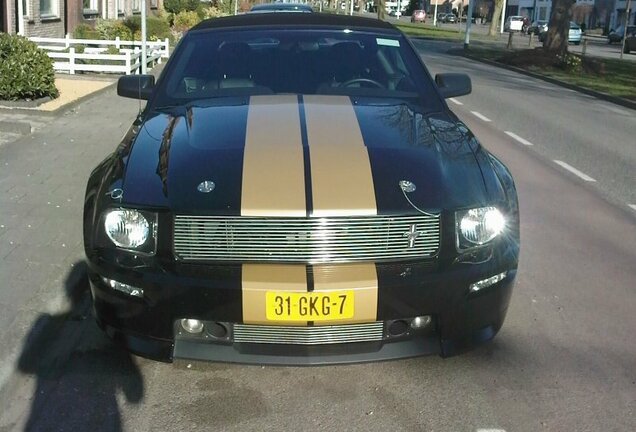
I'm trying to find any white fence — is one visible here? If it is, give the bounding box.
[29,36,170,75]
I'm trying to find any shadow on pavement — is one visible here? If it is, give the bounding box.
[17,261,143,431]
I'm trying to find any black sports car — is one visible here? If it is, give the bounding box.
[84,13,520,365]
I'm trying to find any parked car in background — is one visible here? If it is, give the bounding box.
[623,27,636,53]
[568,22,582,45]
[608,25,636,43]
[411,10,426,23]
[538,22,582,45]
[445,14,457,23]
[436,13,447,23]
[527,20,548,35]
[504,16,524,32]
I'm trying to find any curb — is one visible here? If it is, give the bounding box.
[0,80,117,117]
[455,50,636,111]
[0,96,52,108]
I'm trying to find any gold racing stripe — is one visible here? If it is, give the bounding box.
[241,95,306,216]
[303,95,377,217]
[242,264,308,326]
[312,263,378,326]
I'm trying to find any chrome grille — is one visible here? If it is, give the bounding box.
[173,215,440,263]
[233,322,384,345]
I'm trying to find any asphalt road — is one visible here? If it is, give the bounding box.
[1,41,635,431]
[412,38,636,212]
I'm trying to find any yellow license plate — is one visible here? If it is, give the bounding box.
[265,291,354,321]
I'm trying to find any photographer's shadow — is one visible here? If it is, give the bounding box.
[18,262,143,432]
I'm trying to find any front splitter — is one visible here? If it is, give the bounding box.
[173,335,442,366]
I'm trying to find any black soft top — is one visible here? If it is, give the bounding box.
[191,12,398,33]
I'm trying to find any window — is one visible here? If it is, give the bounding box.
[133,0,140,11]
[40,0,58,17]
[155,29,441,113]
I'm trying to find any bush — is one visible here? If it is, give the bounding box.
[73,23,101,40]
[164,0,199,14]
[557,53,583,72]
[201,6,228,19]
[123,15,172,41]
[96,20,133,41]
[173,10,202,33]
[0,34,58,101]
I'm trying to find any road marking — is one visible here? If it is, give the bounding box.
[449,98,463,106]
[605,105,629,115]
[504,131,534,146]
[628,204,636,212]
[471,111,491,122]
[553,160,596,182]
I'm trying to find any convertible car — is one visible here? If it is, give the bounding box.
[84,13,520,364]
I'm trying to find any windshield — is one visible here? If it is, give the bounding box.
[153,28,441,110]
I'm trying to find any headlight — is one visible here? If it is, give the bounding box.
[456,206,506,248]
[104,209,156,252]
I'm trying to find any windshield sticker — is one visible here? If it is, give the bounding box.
[376,38,400,47]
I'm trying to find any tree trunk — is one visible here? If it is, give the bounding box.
[488,0,504,36]
[377,0,385,20]
[543,0,576,55]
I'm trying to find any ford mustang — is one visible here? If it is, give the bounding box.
[84,13,520,364]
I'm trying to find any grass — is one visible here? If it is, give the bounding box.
[395,21,635,100]
[395,23,463,41]
[463,46,636,100]
[396,22,505,44]
[537,58,636,99]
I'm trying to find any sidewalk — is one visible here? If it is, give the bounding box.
[0,85,140,412]
[0,76,116,146]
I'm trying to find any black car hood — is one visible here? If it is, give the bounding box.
[120,97,491,215]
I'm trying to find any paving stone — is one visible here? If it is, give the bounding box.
[0,91,140,324]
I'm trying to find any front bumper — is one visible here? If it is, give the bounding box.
[88,242,517,364]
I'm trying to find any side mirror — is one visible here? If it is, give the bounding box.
[435,73,472,99]
[117,75,155,100]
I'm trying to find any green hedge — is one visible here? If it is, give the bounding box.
[96,20,133,41]
[123,16,172,41]
[73,23,101,40]
[164,0,200,14]
[0,33,58,101]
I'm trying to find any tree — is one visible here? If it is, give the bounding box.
[488,0,504,36]
[543,0,576,55]
[377,0,385,19]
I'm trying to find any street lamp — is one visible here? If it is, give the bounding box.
[433,0,438,26]
[141,0,147,74]
[464,0,475,49]
[620,0,632,60]
[500,0,508,33]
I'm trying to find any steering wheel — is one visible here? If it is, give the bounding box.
[339,78,384,88]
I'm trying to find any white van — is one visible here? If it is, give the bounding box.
[504,16,525,32]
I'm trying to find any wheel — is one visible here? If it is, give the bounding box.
[339,78,384,88]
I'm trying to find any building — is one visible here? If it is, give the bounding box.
[503,0,599,28]
[609,0,635,30]
[1,0,157,38]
